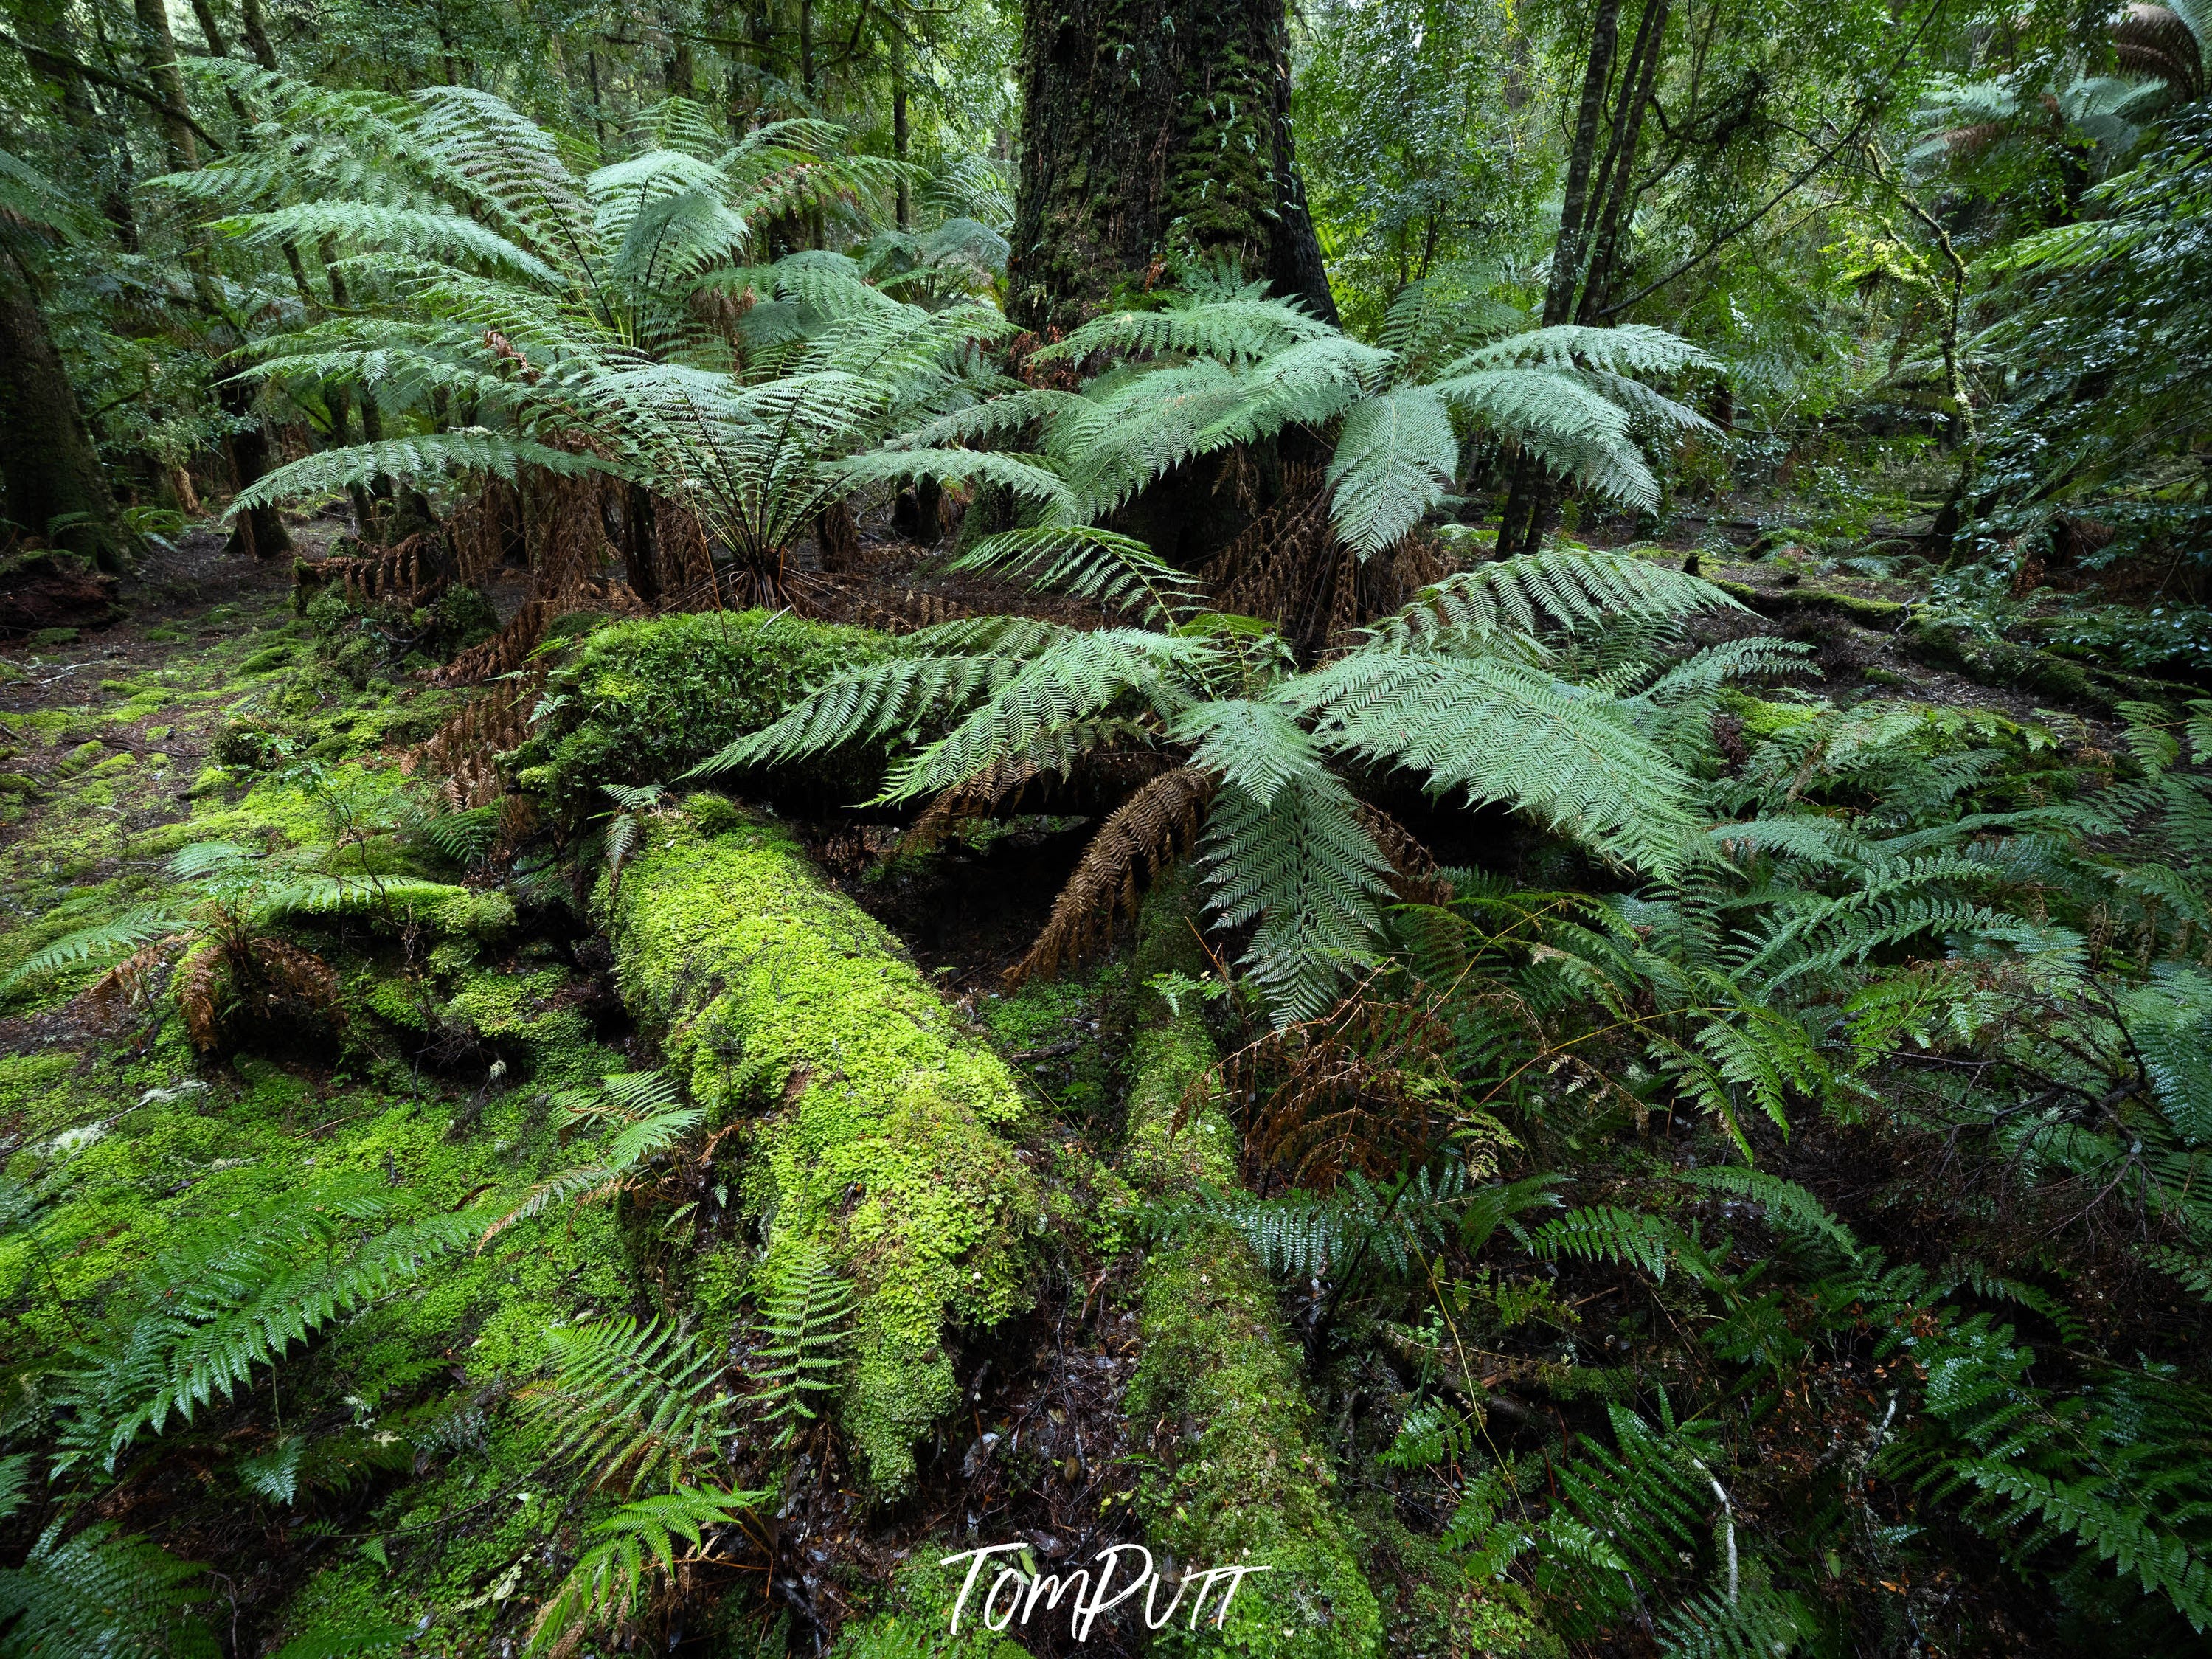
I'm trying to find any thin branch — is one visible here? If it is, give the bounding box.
[2,32,227,155]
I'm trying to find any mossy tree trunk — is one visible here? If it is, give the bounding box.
[1114,885,1383,1656]
[599,803,1039,1499]
[1006,0,1338,336]
[0,249,126,568]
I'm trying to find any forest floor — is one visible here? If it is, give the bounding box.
[0,508,2180,1655]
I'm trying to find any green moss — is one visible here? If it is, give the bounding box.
[1114,887,1382,1658]
[52,738,107,778]
[598,807,1039,1496]
[509,609,887,814]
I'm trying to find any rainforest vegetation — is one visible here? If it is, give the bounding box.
[2,0,2212,1651]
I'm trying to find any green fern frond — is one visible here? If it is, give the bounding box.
[752,1247,854,1444]
[0,1520,214,1659]
[54,1193,485,1473]
[228,430,603,516]
[1530,1205,1679,1281]
[524,1484,766,1656]
[1326,383,1461,556]
[527,1316,733,1493]
[1367,547,1738,652]
[947,526,1208,623]
[1677,1166,1862,1258]
[0,909,190,992]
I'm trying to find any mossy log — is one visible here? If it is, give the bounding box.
[597,802,1040,1497]
[1117,900,1383,1658]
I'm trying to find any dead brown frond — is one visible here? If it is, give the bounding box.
[814,499,862,574]
[901,758,1042,858]
[1008,767,1216,986]
[1358,803,1454,907]
[446,479,523,589]
[1202,978,1464,1189]
[83,940,180,1031]
[653,495,715,599]
[313,531,445,607]
[415,672,543,809]
[178,948,224,1051]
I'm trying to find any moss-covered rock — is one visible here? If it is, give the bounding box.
[1116,890,1384,1659]
[597,800,1039,1497]
[508,609,888,815]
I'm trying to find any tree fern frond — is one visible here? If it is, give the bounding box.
[1678,1166,1862,1258]
[55,1194,483,1473]
[1296,651,1696,873]
[228,431,604,515]
[1033,291,1335,367]
[948,526,1208,623]
[876,629,1205,802]
[1368,547,1738,652]
[1326,383,1460,557]
[1202,766,1395,1025]
[1,910,190,992]
[0,1520,214,1659]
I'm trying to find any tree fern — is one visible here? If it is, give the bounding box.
[752,1247,854,1445]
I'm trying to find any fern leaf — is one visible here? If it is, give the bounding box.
[752,1247,855,1443]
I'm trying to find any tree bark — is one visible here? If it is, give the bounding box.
[131,0,198,173]
[1006,0,1338,335]
[0,251,125,567]
[1499,0,1625,555]
[890,27,911,230]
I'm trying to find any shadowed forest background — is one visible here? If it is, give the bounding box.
[1,0,2211,1652]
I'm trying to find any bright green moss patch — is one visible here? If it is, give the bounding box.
[598,803,1039,1496]
[510,608,888,812]
[1114,888,1382,1658]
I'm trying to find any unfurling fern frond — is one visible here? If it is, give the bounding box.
[752,1248,854,1445]
[0,1521,215,1658]
[524,1484,767,1657]
[526,1316,734,1493]
[1010,768,1216,986]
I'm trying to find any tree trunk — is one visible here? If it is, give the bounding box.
[1499,0,1625,555]
[891,29,911,229]
[132,0,198,173]
[0,252,125,567]
[1006,0,1338,335]
[1575,0,1668,325]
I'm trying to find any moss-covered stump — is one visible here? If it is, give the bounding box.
[1118,904,1383,1658]
[597,800,1039,1497]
